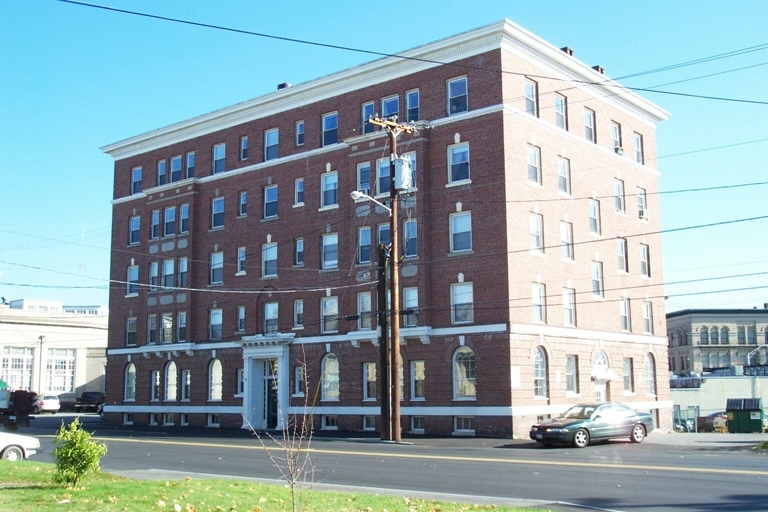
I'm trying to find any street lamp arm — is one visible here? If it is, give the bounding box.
[350,191,392,216]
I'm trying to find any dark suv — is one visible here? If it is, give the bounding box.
[75,391,105,413]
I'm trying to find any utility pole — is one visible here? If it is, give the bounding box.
[377,243,391,441]
[367,116,416,443]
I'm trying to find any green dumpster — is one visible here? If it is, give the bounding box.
[726,398,763,433]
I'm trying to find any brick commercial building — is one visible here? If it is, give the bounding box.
[102,19,671,438]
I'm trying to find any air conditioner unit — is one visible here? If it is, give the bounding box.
[614,146,624,155]
[639,209,649,219]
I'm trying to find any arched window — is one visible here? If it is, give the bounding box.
[165,361,177,401]
[595,350,609,369]
[124,363,136,401]
[720,327,729,345]
[645,353,656,395]
[700,327,708,345]
[764,327,768,344]
[710,327,718,345]
[683,328,688,346]
[209,359,223,400]
[534,347,548,397]
[321,353,339,400]
[676,328,683,346]
[453,346,476,399]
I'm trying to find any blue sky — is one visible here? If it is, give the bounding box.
[1,0,766,313]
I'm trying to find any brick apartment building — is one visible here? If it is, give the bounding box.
[101,19,671,438]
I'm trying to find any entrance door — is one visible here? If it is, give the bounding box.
[264,360,278,429]
[594,380,606,403]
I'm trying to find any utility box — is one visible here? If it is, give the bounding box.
[726,398,764,433]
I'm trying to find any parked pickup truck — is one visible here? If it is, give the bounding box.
[75,391,105,413]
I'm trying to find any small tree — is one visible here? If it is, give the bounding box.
[52,418,108,487]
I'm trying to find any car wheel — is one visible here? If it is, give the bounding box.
[33,406,40,414]
[1,446,23,461]
[631,424,646,443]
[572,428,590,448]
[75,407,81,413]
[51,410,57,414]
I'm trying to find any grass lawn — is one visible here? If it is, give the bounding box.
[0,460,549,512]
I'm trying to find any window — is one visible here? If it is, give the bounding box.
[592,261,604,297]
[240,136,249,160]
[406,89,420,122]
[321,233,338,269]
[294,238,304,266]
[618,238,628,272]
[563,288,576,326]
[623,358,634,393]
[645,354,656,395]
[321,353,339,400]
[532,283,546,323]
[378,224,390,246]
[411,360,425,399]
[160,313,173,343]
[700,327,709,345]
[527,145,541,184]
[294,178,304,205]
[610,122,622,151]
[162,259,174,288]
[643,301,654,334]
[403,219,417,258]
[165,362,177,401]
[584,108,596,143]
[565,355,578,393]
[125,317,137,346]
[179,203,189,233]
[529,213,543,253]
[125,363,136,400]
[149,261,159,291]
[357,162,371,195]
[534,347,548,397]
[357,227,371,264]
[560,221,574,260]
[181,369,191,401]
[640,244,651,277]
[321,172,338,208]
[637,188,649,220]
[321,296,338,333]
[588,200,601,235]
[264,302,278,333]
[710,327,719,345]
[238,191,247,216]
[263,185,278,218]
[237,247,246,274]
[721,327,729,344]
[171,155,182,182]
[129,216,140,245]
[403,151,417,190]
[209,359,223,400]
[453,346,476,398]
[157,159,167,186]
[150,370,160,401]
[748,325,757,344]
[186,152,195,178]
[213,143,226,174]
[360,361,377,401]
[403,287,418,327]
[131,166,142,194]
[127,265,139,295]
[147,313,157,344]
[451,282,474,324]
[262,243,277,277]
[210,252,223,284]
[620,298,631,332]
[554,94,567,129]
[448,143,470,183]
[177,311,187,342]
[557,157,570,194]
[357,292,372,330]
[614,179,625,213]
[738,325,746,344]
[264,129,279,160]
[151,210,160,239]
[211,197,224,228]
[450,212,472,253]
[322,112,338,146]
[361,102,375,134]
[293,299,304,328]
[381,95,399,118]
[524,79,538,116]
[455,416,475,433]
[209,309,222,340]
[177,257,188,287]
[293,366,305,396]
[633,133,644,164]
[295,120,304,146]
[411,416,425,433]
[447,76,468,115]
[163,206,176,236]
[376,158,390,197]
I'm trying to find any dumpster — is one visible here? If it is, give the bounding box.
[726,398,764,433]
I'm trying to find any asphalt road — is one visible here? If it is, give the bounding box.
[21,413,768,512]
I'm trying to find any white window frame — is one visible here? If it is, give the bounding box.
[322,112,338,147]
[293,299,304,329]
[610,122,622,151]
[356,162,371,196]
[557,157,570,195]
[563,288,576,326]
[165,361,177,401]
[236,305,246,332]
[532,283,546,323]
[565,355,578,394]
[620,298,632,332]
[321,296,339,333]
[362,361,376,401]
[264,302,278,333]
[238,191,247,217]
[263,185,278,219]
[375,157,390,197]
[357,226,371,264]
[643,301,654,334]
[237,247,247,275]
[640,244,651,277]
[588,200,601,235]
[406,89,420,122]
[450,212,472,253]
[584,108,596,143]
[185,152,195,178]
[361,101,375,134]
[560,221,574,260]
[129,216,140,245]
[131,166,142,194]
[524,79,538,116]
[618,238,628,273]
[294,178,304,206]
[411,360,425,400]
[554,94,567,129]
[534,346,548,397]
[529,213,544,253]
[448,143,471,184]
[210,251,224,284]
[264,128,279,160]
[161,259,174,288]
[211,197,225,229]
[614,179,625,213]
[240,136,249,160]
[527,145,541,184]
[295,120,304,146]
[357,292,372,330]
[321,353,339,400]
[294,238,304,266]
[637,187,649,220]
[127,265,139,296]
[321,233,338,270]
[262,243,277,278]
[451,282,474,324]
[403,287,418,328]
[209,308,222,340]
[403,219,417,258]
[453,346,476,399]
[633,133,644,164]
[381,94,399,119]
[213,143,226,174]
[320,172,338,208]
[592,261,604,297]
[447,76,468,115]
[209,359,223,401]
[125,363,136,401]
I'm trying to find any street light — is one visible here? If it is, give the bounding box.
[349,191,392,215]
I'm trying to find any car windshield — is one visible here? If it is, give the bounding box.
[560,405,597,419]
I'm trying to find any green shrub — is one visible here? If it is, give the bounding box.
[52,417,108,487]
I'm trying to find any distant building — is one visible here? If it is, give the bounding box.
[0,300,108,406]
[666,307,768,374]
[102,19,671,437]
[63,305,109,317]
